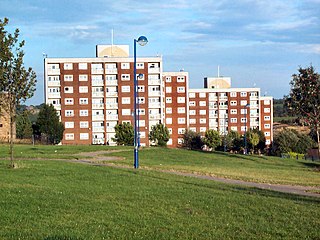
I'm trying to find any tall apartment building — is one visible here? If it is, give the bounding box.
[44,45,273,147]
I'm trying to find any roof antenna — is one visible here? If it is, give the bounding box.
[111,29,114,57]
[217,65,220,77]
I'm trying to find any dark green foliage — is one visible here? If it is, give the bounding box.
[285,65,320,157]
[112,122,134,146]
[16,110,33,139]
[203,129,221,151]
[224,130,242,152]
[181,129,204,150]
[149,123,170,147]
[36,104,64,144]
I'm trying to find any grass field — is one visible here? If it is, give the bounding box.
[0,144,319,239]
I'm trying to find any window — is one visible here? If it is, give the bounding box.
[64,75,73,81]
[80,121,89,128]
[199,110,206,115]
[189,110,196,115]
[189,92,195,98]
[137,73,144,80]
[79,86,88,93]
[230,92,237,97]
[240,100,247,106]
[78,63,87,70]
[122,97,130,104]
[166,108,172,114]
[199,92,206,98]
[200,127,207,132]
[64,63,73,70]
[121,86,130,93]
[240,92,247,97]
[166,76,171,82]
[178,128,185,134]
[177,87,185,93]
[230,101,237,106]
[138,86,145,92]
[177,97,185,103]
[138,109,145,115]
[136,62,144,69]
[65,122,74,128]
[230,109,237,114]
[189,119,196,124]
[178,118,185,124]
[79,98,88,105]
[189,101,196,106]
[79,75,88,81]
[264,124,271,129]
[241,118,247,123]
[166,87,172,93]
[200,118,206,124]
[230,118,237,123]
[121,63,130,69]
[178,107,185,114]
[65,98,74,105]
[265,132,271,136]
[64,87,73,93]
[79,110,88,116]
[65,133,74,140]
[264,108,270,113]
[65,110,74,117]
[168,128,173,134]
[264,116,271,121]
[177,76,185,82]
[121,74,130,81]
[166,118,172,124]
[231,126,237,131]
[138,120,145,127]
[138,97,145,104]
[240,109,248,114]
[122,109,131,116]
[166,97,172,103]
[266,140,271,145]
[199,101,206,106]
[264,100,271,105]
[80,133,89,140]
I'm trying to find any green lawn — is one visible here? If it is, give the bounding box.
[106,147,320,187]
[0,156,319,239]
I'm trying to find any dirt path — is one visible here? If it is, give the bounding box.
[71,150,320,198]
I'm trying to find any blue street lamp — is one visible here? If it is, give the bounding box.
[244,104,250,154]
[133,36,148,169]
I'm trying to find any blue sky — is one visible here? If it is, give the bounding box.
[2,0,320,105]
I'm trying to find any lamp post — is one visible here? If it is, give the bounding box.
[133,36,148,169]
[244,104,250,154]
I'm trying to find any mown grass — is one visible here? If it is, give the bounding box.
[106,147,320,186]
[0,158,319,239]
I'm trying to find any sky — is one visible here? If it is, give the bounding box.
[2,0,320,105]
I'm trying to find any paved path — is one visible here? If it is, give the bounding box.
[71,151,320,198]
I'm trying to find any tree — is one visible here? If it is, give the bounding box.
[203,129,221,151]
[249,132,260,153]
[181,129,203,150]
[36,104,64,144]
[285,65,320,157]
[112,122,134,146]
[225,130,241,152]
[149,123,170,147]
[16,110,33,139]
[0,18,37,167]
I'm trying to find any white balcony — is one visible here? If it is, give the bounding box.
[250,96,259,100]
[250,113,259,117]
[92,80,104,86]
[106,103,118,109]
[209,103,218,109]
[219,105,228,109]
[92,138,105,145]
[149,102,161,108]
[149,114,161,120]
[106,80,118,86]
[91,68,104,74]
[92,115,104,121]
[105,68,117,74]
[106,115,118,120]
[209,97,218,101]
[47,81,60,87]
[92,127,105,133]
[209,123,219,128]
[149,91,161,97]
[47,69,60,75]
[250,104,259,109]
[92,92,104,98]
[105,92,118,97]
[92,103,104,109]
[48,93,61,98]
[209,114,218,118]
[106,127,115,132]
[148,67,160,73]
[52,104,61,111]
[148,79,161,85]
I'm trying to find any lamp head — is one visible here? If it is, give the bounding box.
[137,36,148,46]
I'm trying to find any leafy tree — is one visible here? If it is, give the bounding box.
[149,123,170,147]
[16,110,33,139]
[225,130,241,152]
[0,18,37,167]
[112,122,134,146]
[181,129,203,150]
[284,65,320,157]
[36,104,64,144]
[203,129,221,151]
[249,132,260,153]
